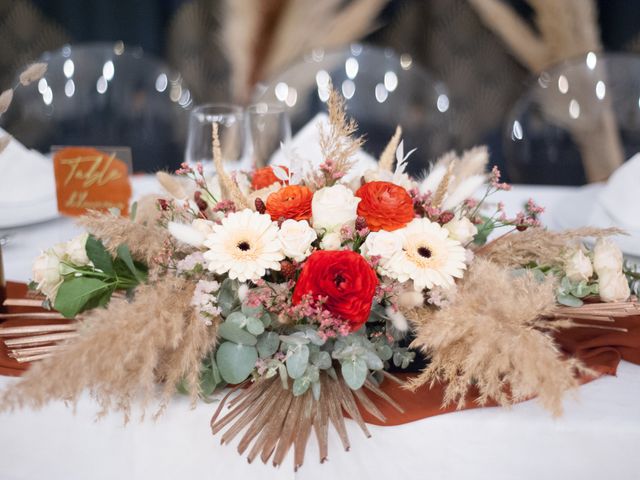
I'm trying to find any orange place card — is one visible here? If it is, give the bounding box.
[52,146,132,217]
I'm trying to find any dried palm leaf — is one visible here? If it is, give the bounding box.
[211,372,403,469]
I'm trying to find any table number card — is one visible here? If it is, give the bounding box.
[52,146,133,217]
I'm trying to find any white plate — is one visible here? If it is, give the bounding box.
[0,195,59,229]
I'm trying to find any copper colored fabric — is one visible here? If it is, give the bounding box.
[1,282,639,426]
[0,282,73,377]
[363,316,640,426]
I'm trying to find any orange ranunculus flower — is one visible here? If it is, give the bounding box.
[266,185,313,221]
[251,165,289,190]
[356,181,414,231]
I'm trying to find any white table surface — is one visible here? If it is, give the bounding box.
[1,177,639,480]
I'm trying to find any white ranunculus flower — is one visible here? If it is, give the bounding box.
[598,271,630,302]
[65,233,91,266]
[564,249,593,282]
[593,238,624,275]
[311,184,360,232]
[320,231,342,251]
[278,219,317,262]
[444,216,478,244]
[32,249,63,301]
[360,230,403,275]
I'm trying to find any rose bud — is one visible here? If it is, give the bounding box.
[254,197,266,214]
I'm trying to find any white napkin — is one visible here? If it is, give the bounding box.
[0,128,56,205]
[269,113,377,182]
[598,152,640,229]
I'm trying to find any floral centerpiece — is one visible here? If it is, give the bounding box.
[2,89,638,469]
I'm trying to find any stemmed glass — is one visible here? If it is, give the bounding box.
[246,103,291,168]
[184,104,244,173]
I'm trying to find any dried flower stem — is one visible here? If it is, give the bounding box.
[212,123,250,209]
[378,125,402,172]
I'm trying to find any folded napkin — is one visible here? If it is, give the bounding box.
[598,152,640,230]
[0,128,55,205]
[269,112,378,181]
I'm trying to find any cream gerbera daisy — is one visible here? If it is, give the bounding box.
[203,209,284,282]
[388,218,467,290]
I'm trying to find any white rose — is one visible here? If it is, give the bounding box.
[360,230,403,272]
[320,231,342,251]
[278,219,317,261]
[32,250,63,301]
[593,238,623,275]
[65,233,91,266]
[311,184,360,232]
[598,271,630,302]
[564,249,593,282]
[444,216,477,244]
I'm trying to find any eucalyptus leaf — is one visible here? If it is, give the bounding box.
[260,313,273,328]
[279,334,310,346]
[292,377,310,396]
[571,281,590,298]
[311,350,332,369]
[375,343,393,361]
[311,380,321,400]
[241,303,263,317]
[340,358,368,390]
[286,344,309,379]
[218,279,238,316]
[216,342,257,384]
[363,350,384,370]
[557,293,583,307]
[218,322,257,346]
[85,236,114,275]
[225,311,247,328]
[257,332,280,358]
[246,316,265,335]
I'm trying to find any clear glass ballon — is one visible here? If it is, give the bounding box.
[253,44,453,175]
[246,103,292,169]
[504,53,640,185]
[0,42,190,172]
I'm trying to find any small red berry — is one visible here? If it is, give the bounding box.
[280,260,296,279]
[255,197,266,214]
[516,225,528,232]
[438,211,455,224]
[158,198,169,211]
[355,216,367,231]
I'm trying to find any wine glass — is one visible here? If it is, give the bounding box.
[185,103,244,173]
[247,103,291,168]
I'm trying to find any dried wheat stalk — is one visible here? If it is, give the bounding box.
[378,125,402,172]
[477,227,623,267]
[212,123,250,209]
[404,259,589,415]
[319,87,363,170]
[0,276,220,421]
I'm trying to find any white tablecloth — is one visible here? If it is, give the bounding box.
[1,178,639,480]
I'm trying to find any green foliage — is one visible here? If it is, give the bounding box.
[216,341,258,384]
[52,236,147,318]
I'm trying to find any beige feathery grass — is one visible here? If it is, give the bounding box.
[223,0,388,102]
[431,160,456,208]
[319,87,363,170]
[477,227,624,267]
[404,259,588,415]
[156,171,187,200]
[378,125,402,172]
[0,135,10,154]
[78,211,172,265]
[0,89,13,115]
[18,62,48,86]
[0,276,219,420]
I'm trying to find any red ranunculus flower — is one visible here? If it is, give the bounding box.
[356,181,414,231]
[251,165,289,190]
[292,250,378,331]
